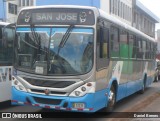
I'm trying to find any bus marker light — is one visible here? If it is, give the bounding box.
[87,83,92,87]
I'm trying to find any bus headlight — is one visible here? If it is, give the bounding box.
[69,82,95,97]
[12,77,27,92]
[75,91,81,96]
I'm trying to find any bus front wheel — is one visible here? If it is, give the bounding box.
[106,85,116,112]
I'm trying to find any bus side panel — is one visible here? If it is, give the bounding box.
[0,66,12,102]
[115,60,128,101]
[126,60,143,96]
[146,61,155,86]
[116,83,127,101]
[93,88,109,111]
[126,81,136,97]
[107,60,128,101]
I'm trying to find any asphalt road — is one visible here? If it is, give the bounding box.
[1,81,160,121]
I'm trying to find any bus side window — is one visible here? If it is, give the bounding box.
[120,29,128,58]
[137,38,142,59]
[97,27,104,58]
[97,26,109,59]
[99,28,109,58]
[129,33,136,59]
[142,40,146,60]
[110,26,119,58]
[151,42,156,59]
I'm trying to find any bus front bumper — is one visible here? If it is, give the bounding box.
[11,87,107,112]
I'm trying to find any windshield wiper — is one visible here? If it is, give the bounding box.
[57,25,74,54]
[30,24,41,51]
[49,25,74,71]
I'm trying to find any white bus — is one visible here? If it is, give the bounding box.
[12,5,156,112]
[0,22,14,102]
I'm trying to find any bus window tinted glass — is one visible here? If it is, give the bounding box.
[98,28,109,58]
[142,40,146,59]
[129,33,136,59]
[120,30,128,58]
[110,26,119,57]
[0,27,14,63]
[103,28,109,58]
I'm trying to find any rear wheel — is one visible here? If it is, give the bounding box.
[139,80,146,94]
[154,70,159,82]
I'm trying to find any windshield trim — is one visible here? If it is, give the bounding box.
[14,26,95,76]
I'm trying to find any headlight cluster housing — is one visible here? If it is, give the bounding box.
[12,76,27,92]
[69,82,95,97]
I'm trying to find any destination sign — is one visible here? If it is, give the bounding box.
[17,8,95,25]
[32,12,78,23]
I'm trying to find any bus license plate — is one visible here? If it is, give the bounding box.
[73,103,85,108]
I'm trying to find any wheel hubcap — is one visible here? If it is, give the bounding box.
[109,90,115,106]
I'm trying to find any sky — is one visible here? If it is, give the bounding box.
[139,0,160,30]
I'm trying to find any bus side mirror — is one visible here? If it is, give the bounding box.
[3,23,16,42]
[3,23,16,48]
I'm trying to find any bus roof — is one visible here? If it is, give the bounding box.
[99,9,156,42]
[0,22,10,26]
[20,5,98,11]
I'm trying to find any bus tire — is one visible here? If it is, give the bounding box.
[139,80,146,94]
[106,85,116,112]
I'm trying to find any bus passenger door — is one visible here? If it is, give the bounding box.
[96,21,110,93]
[96,24,110,70]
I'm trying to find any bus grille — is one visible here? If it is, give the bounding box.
[30,89,67,95]
[23,77,76,88]
[33,97,62,105]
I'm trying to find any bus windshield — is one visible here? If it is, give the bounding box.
[15,27,94,75]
